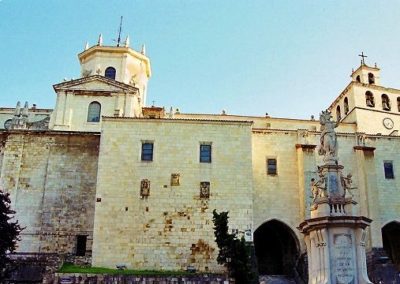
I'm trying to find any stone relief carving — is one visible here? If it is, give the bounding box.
[297,129,309,145]
[341,173,356,198]
[140,179,150,198]
[200,182,210,199]
[26,117,50,130]
[318,110,339,164]
[82,69,92,77]
[8,101,49,131]
[310,167,327,206]
[170,173,180,186]
[356,133,366,146]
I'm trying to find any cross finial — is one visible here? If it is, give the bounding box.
[152,100,155,106]
[359,52,367,65]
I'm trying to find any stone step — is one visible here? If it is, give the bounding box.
[259,274,297,284]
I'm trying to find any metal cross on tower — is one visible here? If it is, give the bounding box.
[359,52,367,65]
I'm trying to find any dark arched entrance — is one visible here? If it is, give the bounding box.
[254,220,300,276]
[382,221,400,270]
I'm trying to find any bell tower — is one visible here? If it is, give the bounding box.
[78,34,151,106]
[327,53,400,135]
[49,34,151,132]
[350,52,381,86]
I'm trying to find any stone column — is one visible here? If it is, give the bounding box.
[353,146,382,249]
[296,143,317,221]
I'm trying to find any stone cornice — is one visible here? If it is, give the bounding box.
[78,45,151,77]
[53,75,139,93]
[295,144,317,150]
[353,146,376,152]
[102,116,253,126]
[328,81,400,112]
[298,215,373,234]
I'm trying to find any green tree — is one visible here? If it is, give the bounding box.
[0,190,23,281]
[212,210,254,283]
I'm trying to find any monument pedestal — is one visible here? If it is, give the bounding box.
[299,216,372,284]
[299,110,374,284]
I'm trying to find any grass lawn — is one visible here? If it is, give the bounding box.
[58,263,211,276]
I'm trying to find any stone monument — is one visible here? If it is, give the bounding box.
[299,110,373,284]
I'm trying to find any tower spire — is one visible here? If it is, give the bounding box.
[124,35,130,47]
[116,16,123,47]
[141,44,146,55]
[98,34,103,46]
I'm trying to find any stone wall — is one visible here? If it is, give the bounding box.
[92,118,254,272]
[55,273,229,284]
[0,131,99,256]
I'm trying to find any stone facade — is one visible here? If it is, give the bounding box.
[0,131,99,255]
[1,40,400,282]
[92,118,253,272]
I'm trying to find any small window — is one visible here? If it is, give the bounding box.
[336,106,341,121]
[366,91,375,107]
[105,67,116,80]
[382,94,391,111]
[76,235,87,256]
[397,97,400,112]
[87,101,101,122]
[384,161,394,179]
[267,158,277,175]
[141,142,154,161]
[356,75,361,83]
[344,97,349,115]
[368,73,375,84]
[200,144,212,163]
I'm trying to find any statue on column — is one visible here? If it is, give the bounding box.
[318,110,339,164]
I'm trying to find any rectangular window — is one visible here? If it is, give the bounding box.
[384,161,394,179]
[76,235,87,256]
[267,158,277,175]
[200,144,212,163]
[141,142,154,161]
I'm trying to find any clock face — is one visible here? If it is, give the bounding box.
[383,118,394,129]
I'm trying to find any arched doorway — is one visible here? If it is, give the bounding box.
[254,220,300,277]
[382,221,400,270]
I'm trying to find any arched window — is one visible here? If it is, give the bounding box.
[368,73,375,84]
[356,75,361,83]
[105,67,116,80]
[397,97,400,112]
[344,97,349,115]
[382,94,391,111]
[365,91,375,107]
[87,102,101,122]
[336,106,341,121]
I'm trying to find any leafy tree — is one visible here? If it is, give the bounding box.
[212,210,254,283]
[0,190,23,281]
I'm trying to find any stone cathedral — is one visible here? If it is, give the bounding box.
[1,36,400,283]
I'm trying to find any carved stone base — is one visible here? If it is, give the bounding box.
[299,216,372,284]
[311,197,357,218]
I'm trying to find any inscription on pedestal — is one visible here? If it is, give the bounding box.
[334,234,355,284]
[328,173,339,196]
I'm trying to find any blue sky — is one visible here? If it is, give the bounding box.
[1,1,400,119]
